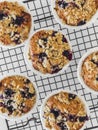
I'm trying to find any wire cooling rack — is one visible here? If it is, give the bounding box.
[0,0,98,130]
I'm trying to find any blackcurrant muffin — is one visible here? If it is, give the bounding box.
[41,91,89,130]
[53,0,98,26]
[0,75,36,117]
[29,29,72,74]
[81,51,98,92]
[0,1,32,46]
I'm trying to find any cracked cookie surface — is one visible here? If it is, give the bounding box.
[81,51,98,92]
[54,0,98,26]
[0,75,36,117]
[0,1,31,46]
[43,91,88,130]
[30,29,72,74]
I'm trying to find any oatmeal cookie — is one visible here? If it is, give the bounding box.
[0,1,31,46]
[54,0,98,26]
[0,75,36,117]
[81,51,98,91]
[43,91,88,130]
[30,29,72,74]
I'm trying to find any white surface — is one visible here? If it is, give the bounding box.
[0,118,7,130]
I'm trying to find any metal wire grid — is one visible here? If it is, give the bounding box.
[0,0,98,129]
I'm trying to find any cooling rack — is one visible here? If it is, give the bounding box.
[0,0,98,130]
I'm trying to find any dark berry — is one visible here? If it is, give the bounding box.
[91,59,98,66]
[39,52,47,62]
[77,20,86,26]
[52,31,57,36]
[25,79,30,84]
[96,77,98,81]
[41,38,47,42]
[14,37,21,45]
[70,2,79,9]
[0,95,3,99]
[14,16,24,25]
[52,65,61,74]
[27,92,35,99]
[7,100,13,106]
[39,52,47,58]
[0,102,5,107]
[7,105,13,113]
[20,91,26,98]
[68,93,77,100]
[4,88,14,97]
[62,50,72,60]
[57,122,68,130]
[0,11,7,20]
[68,114,77,122]
[79,115,88,122]
[62,35,67,43]
[58,1,69,9]
[51,109,60,118]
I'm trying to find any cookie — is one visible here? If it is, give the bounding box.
[0,75,36,117]
[54,0,98,26]
[81,51,98,92]
[29,29,72,74]
[42,91,89,130]
[0,1,32,46]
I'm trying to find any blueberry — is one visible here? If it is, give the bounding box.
[39,52,47,62]
[52,31,57,36]
[20,87,35,99]
[7,100,13,105]
[62,36,67,43]
[79,115,88,122]
[14,16,24,25]
[39,52,47,58]
[96,77,98,81]
[68,114,77,122]
[62,50,72,60]
[71,2,79,9]
[52,65,61,74]
[7,105,13,113]
[0,102,4,107]
[14,37,21,45]
[25,79,30,84]
[91,59,98,66]
[4,88,14,97]
[0,95,3,99]
[77,20,86,26]
[68,93,77,100]
[41,38,47,42]
[0,11,7,20]
[57,122,68,130]
[58,1,68,9]
[51,109,60,118]
[27,92,35,99]
[20,91,26,98]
